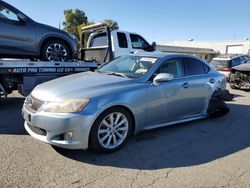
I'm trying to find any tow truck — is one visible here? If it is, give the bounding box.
[0,23,156,97]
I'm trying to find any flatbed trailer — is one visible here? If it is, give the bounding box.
[0,60,98,97]
[0,23,156,98]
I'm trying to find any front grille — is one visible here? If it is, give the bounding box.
[27,123,47,136]
[24,95,44,113]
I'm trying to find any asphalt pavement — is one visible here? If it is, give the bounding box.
[0,88,249,188]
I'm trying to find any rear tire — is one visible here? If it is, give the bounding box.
[89,107,132,153]
[40,40,70,62]
[208,99,230,118]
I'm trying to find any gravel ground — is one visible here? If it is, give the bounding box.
[0,87,249,188]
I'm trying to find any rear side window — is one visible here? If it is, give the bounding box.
[183,58,206,76]
[203,64,210,73]
[117,32,128,48]
[90,33,108,47]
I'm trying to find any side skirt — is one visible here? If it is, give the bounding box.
[143,114,207,131]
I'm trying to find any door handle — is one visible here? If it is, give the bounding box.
[182,82,190,89]
[209,79,215,84]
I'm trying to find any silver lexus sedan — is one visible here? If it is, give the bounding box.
[22,52,230,153]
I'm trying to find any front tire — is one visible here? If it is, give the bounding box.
[90,107,132,153]
[40,40,70,62]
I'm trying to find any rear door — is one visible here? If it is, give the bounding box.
[0,3,36,56]
[182,57,212,114]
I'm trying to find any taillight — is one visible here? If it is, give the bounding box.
[218,67,232,72]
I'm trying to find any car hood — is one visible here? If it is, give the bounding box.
[31,72,136,101]
[232,63,250,72]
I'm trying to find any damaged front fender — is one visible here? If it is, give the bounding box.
[212,90,234,101]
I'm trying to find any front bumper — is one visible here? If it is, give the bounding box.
[22,106,97,150]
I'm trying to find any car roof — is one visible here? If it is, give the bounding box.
[132,51,197,59]
[213,54,246,61]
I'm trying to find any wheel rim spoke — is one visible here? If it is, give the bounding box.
[102,119,111,128]
[116,127,128,131]
[115,131,125,140]
[109,114,114,125]
[114,113,122,124]
[106,135,112,146]
[100,132,110,143]
[115,119,126,128]
[98,129,109,134]
[112,134,117,145]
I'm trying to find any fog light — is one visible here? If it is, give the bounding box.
[64,132,73,141]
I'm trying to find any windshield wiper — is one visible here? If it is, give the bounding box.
[106,72,130,78]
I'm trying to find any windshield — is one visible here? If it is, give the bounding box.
[98,55,158,78]
[210,60,230,68]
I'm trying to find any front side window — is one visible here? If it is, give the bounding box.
[98,55,158,78]
[183,58,206,76]
[90,33,108,47]
[156,58,184,78]
[130,34,150,49]
[0,5,18,21]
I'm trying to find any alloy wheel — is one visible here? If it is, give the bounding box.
[46,43,68,62]
[97,112,129,149]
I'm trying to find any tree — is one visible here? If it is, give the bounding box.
[103,19,119,30]
[63,9,88,41]
[63,9,119,44]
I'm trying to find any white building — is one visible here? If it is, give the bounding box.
[156,45,218,62]
[160,39,250,56]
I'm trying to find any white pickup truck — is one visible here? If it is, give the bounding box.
[0,23,156,97]
[80,23,156,62]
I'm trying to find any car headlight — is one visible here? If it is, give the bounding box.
[44,99,90,113]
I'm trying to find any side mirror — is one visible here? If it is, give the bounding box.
[151,42,156,51]
[17,13,26,23]
[153,73,174,85]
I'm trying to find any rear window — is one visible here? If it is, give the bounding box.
[90,33,108,47]
[231,57,244,67]
[210,60,230,68]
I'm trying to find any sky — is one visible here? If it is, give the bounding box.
[5,0,250,43]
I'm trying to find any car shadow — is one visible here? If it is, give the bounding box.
[0,97,27,135]
[54,103,250,170]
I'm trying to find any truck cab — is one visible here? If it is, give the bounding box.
[80,23,156,63]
